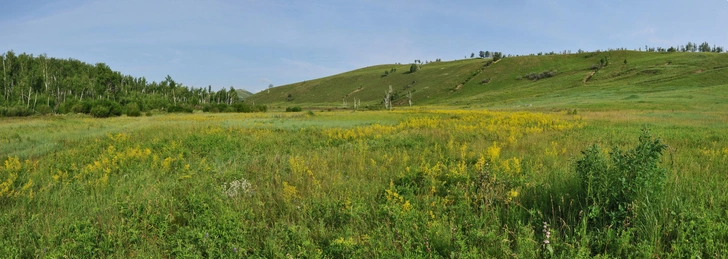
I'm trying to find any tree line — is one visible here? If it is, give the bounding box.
[0,51,264,117]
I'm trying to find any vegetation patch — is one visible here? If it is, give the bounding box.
[520,70,558,81]
[285,106,302,112]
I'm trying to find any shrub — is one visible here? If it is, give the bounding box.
[35,104,53,115]
[58,100,79,114]
[203,105,220,113]
[409,63,420,73]
[1,106,35,117]
[256,104,267,112]
[523,70,558,81]
[126,103,141,117]
[576,129,667,231]
[286,106,302,112]
[73,101,95,114]
[89,100,122,117]
[90,105,110,118]
[145,111,153,117]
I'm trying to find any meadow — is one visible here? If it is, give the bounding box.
[1,108,727,258]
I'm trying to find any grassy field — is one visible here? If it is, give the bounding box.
[1,107,727,258]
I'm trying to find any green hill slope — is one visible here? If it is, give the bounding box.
[235,89,254,100]
[247,51,728,111]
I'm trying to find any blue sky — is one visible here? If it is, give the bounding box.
[1,0,726,93]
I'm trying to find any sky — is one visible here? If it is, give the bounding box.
[1,0,726,93]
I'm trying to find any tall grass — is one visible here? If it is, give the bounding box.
[0,109,726,257]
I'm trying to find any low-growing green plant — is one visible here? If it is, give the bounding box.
[286,106,302,112]
[523,70,558,81]
[576,128,667,254]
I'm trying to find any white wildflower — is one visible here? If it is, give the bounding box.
[222,177,253,198]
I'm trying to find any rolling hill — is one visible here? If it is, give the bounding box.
[246,51,728,111]
[235,89,254,100]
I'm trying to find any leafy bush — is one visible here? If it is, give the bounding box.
[231,103,267,113]
[35,104,53,115]
[523,70,558,81]
[0,106,35,117]
[90,105,111,118]
[58,100,79,114]
[576,129,667,231]
[203,105,220,113]
[286,106,302,112]
[409,63,420,73]
[85,100,122,117]
[126,103,141,117]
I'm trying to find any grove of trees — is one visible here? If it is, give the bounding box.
[0,51,264,117]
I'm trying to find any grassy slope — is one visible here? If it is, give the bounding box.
[235,89,254,99]
[247,51,728,110]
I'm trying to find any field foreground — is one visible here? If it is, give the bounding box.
[1,109,727,258]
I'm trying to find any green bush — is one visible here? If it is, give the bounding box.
[409,63,420,73]
[36,104,53,115]
[71,104,85,114]
[203,105,220,113]
[0,106,35,117]
[90,105,111,118]
[126,103,141,117]
[231,103,267,113]
[84,100,122,117]
[285,106,302,112]
[523,70,558,81]
[58,100,79,114]
[576,128,667,253]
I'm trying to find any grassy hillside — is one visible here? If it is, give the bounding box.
[247,51,728,110]
[235,89,254,100]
